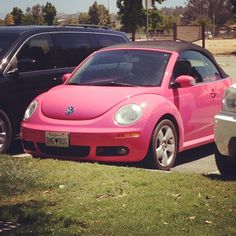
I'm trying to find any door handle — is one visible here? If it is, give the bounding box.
[53,77,63,83]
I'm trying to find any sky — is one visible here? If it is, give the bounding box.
[0,0,186,19]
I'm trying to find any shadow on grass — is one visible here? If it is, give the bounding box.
[0,200,86,234]
[203,172,236,181]
[0,200,52,234]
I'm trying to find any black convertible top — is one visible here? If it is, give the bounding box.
[105,40,228,78]
[106,40,212,58]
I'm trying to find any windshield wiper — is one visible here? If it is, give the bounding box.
[108,81,137,87]
[67,82,79,85]
[68,80,137,87]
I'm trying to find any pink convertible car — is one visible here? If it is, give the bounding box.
[21,41,232,170]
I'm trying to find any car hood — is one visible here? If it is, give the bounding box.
[41,85,161,120]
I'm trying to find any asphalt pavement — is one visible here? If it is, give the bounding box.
[216,55,236,82]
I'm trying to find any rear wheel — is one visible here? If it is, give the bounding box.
[147,119,178,170]
[0,109,12,154]
[215,147,236,178]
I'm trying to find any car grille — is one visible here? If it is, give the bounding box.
[37,143,90,158]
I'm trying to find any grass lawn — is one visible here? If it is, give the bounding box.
[0,155,235,235]
[195,38,236,55]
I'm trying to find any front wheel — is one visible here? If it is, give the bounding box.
[147,119,178,171]
[0,109,12,154]
[215,147,236,178]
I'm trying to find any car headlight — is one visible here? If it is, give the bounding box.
[114,104,142,126]
[24,100,38,120]
[222,86,236,113]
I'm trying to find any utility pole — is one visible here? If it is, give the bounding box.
[212,10,215,38]
[146,0,149,40]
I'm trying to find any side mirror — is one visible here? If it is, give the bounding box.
[17,59,36,72]
[62,73,72,83]
[173,75,196,88]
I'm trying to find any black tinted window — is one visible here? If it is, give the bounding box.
[68,50,170,87]
[16,34,54,72]
[94,34,126,48]
[0,33,18,59]
[52,33,93,68]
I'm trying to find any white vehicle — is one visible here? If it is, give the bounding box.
[214,84,236,177]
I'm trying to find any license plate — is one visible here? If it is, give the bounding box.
[45,131,69,147]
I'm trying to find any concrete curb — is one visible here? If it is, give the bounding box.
[12,153,32,158]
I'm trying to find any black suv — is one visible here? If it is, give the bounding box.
[0,25,129,153]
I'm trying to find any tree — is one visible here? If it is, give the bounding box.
[21,4,45,25]
[23,7,36,25]
[11,7,24,25]
[184,0,234,26]
[5,13,14,25]
[162,15,178,33]
[43,2,57,25]
[88,1,111,26]
[32,4,44,24]
[78,12,90,24]
[230,0,236,20]
[148,8,163,32]
[117,0,165,41]
[0,18,5,25]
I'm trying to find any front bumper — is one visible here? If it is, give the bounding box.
[21,123,150,162]
[214,112,236,157]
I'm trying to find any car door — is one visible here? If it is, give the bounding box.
[170,50,222,146]
[5,33,67,125]
[8,34,64,106]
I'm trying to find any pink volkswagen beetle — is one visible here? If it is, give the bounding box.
[21,41,232,170]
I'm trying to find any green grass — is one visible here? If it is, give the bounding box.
[0,155,236,235]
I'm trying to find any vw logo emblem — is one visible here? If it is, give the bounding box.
[65,106,75,116]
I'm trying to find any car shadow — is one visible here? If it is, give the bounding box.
[8,140,24,155]
[99,143,216,171]
[174,143,215,167]
[203,172,236,181]
[6,140,223,177]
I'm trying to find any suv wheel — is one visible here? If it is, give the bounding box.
[215,147,236,178]
[0,109,12,153]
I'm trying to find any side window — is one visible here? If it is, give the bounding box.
[52,33,93,68]
[201,56,222,82]
[94,34,126,48]
[174,50,222,83]
[16,34,54,72]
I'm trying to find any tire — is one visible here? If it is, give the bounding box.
[215,146,236,178]
[0,109,12,154]
[147,119,178,170]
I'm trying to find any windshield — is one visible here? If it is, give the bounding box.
[0,33,19,59]
[67,49,171,87]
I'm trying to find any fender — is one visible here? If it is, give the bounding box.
[115,93,185,151]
